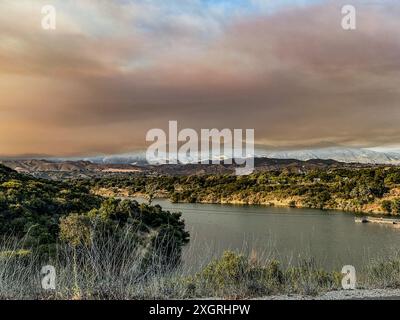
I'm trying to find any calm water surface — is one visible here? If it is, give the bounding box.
[134,198,400,271]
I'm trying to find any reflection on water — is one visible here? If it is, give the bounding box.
[134,198,400,271]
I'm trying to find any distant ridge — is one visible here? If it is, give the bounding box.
[50,147,400,166]
[0,157,387,180]
[256,147,400,165]
[3,147,399,166]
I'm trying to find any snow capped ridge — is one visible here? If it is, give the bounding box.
[256,147,400,164]
[71,147,400,165]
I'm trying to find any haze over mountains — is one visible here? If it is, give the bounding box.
[0,157,376,181]
[257,147,400,165]
[1,146,399,180]
[78,147,400,166]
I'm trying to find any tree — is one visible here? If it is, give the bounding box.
[59,213,92,246]
[392,199,400,215]
[381,200,392,214]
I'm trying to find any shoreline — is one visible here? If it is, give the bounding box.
[93,188,396,217]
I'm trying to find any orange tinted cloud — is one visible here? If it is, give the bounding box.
[0,0,400,157]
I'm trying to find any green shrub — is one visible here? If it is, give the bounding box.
[59,213,92,247]
[381,200,392,214]
[200,251,248,289]
[392,199,400,215]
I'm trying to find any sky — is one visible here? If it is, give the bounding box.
[1,0,400,157]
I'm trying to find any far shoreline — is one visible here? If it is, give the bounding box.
[94,188,398,218]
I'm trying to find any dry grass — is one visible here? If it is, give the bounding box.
[1,233,400,300]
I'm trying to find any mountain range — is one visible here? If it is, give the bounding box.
[256,147,400,165]
[78,147,400,165]
[1,147,399,180]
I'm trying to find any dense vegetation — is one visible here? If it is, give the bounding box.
[0,164,189,263]
[3,163,400,299]
[87,167,400,214]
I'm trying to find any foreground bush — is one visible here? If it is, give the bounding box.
[184,251,341,298]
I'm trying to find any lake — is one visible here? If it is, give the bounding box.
[134,198,400,271]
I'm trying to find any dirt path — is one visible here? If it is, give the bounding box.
[257,289,400,300]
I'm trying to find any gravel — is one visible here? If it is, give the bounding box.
[257,289,400,300]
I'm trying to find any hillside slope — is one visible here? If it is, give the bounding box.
[0,165,188,254]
